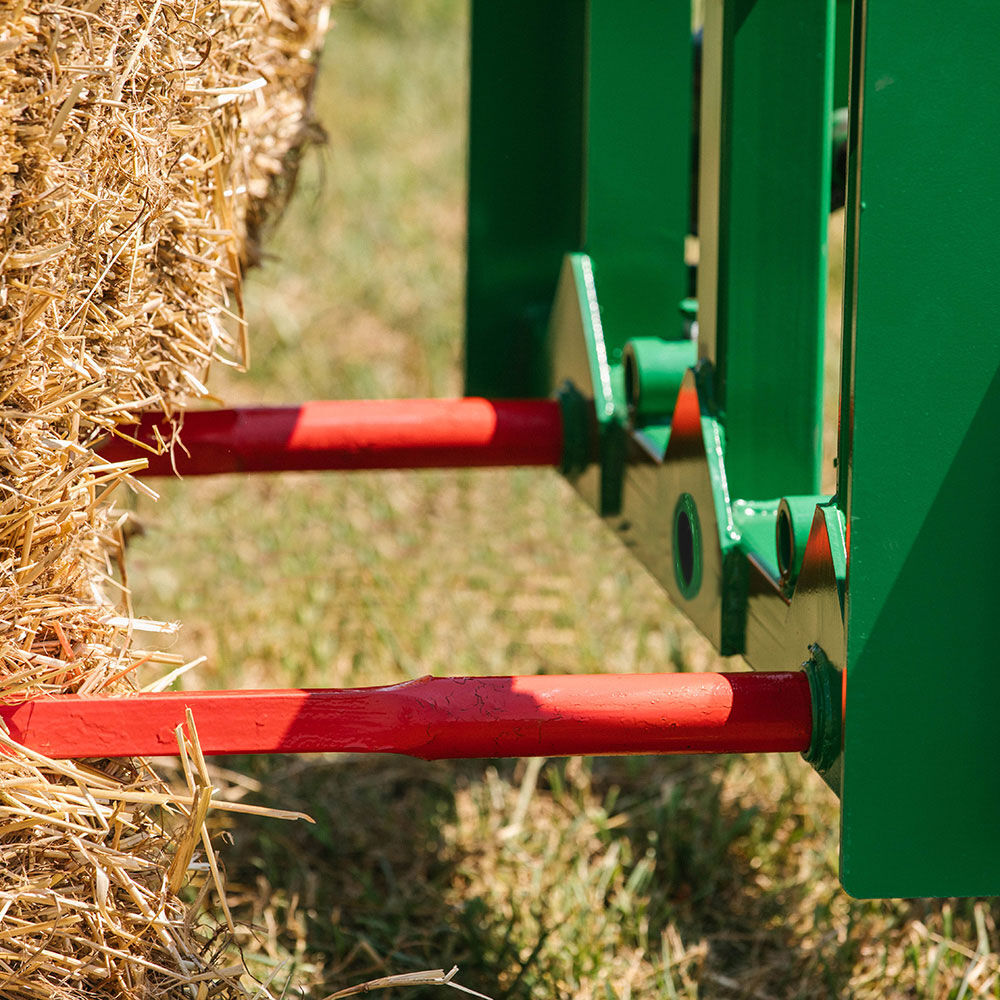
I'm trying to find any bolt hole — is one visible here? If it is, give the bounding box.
[672,493,702,598]
[777,505,794,578]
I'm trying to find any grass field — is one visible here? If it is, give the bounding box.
[127,4,1000,997]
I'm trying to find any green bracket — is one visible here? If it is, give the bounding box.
[540,4,848,779]
[554,380,593,480]
[548,254,626,518]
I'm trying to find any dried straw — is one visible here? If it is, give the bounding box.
[0,0,330,994]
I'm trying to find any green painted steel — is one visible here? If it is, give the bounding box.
[464,2,586,399]
[697,0,834,501]
[543,5,848,755]
[584,0,692,351]
[623,338,697,418]
[732,499,781,582]
[833,0,852,109]
[776,495,830,590]
[841,0,1000,898]
[465,1,693,400]
[463,0,1000,899]
[550,254,627,517]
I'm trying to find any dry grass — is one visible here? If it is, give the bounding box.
[0,0,329,994]
[0,718,294,1000]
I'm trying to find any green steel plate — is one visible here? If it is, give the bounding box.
[841,0,1000,898]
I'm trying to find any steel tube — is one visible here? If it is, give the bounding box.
[100,398,564,476]
[0,672,811,759]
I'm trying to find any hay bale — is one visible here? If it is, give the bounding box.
[0,0,330,994]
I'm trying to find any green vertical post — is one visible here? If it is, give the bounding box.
[841,0,1000,898]
[465,2,586,398]
[697,0,834,500]
[583,0,692,354]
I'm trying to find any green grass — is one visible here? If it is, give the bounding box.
[127,3,1000,998]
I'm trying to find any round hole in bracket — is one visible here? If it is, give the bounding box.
[776,503,794,579]
[672,492,702,599]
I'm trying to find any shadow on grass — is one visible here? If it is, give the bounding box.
[214,754,470,996]
[211,750,879,999]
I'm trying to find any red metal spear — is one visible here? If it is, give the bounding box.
[100,398,564,476]
[0,672,811,759]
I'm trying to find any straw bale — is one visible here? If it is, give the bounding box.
[0,0,330,994]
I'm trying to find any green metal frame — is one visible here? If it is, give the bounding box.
[465,0,1000,898]
[464,2,586,400]
[466,0,692,401]
[582,3,692,350]
[839,0,1000,898]
[696,0,833,500]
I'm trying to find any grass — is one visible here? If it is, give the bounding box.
[126,3,1000,998]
